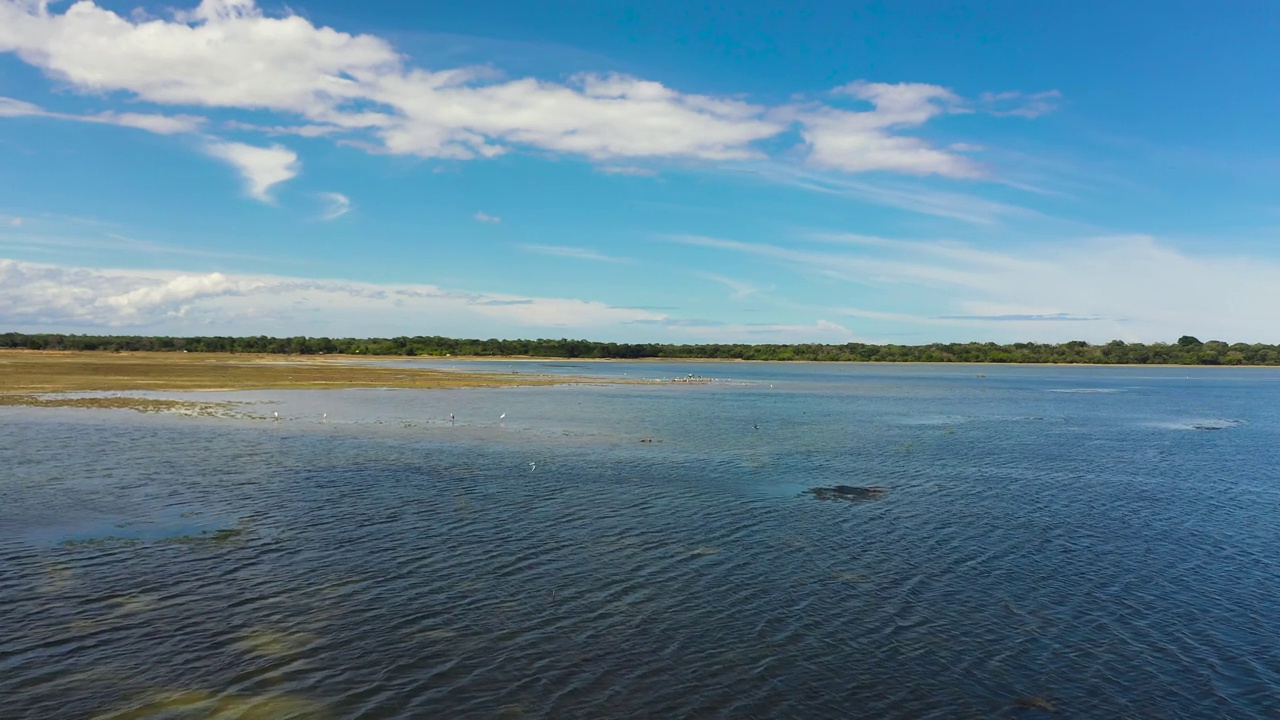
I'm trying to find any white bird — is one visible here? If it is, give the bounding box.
[499,412,506,420]
[322,413,327,422]
[273,411,279,421]
[529,462,537,471]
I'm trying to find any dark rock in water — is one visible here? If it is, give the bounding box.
[1188,420,1242,431]
[804,485,887,502]
[1012,696,1056,712]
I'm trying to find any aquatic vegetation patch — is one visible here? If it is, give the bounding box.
[803,485,888,502]
[59,519,252,550]
[833,571,872,583]
[60,535,143,549]
[157,527,249,546]
[235,628,318,658]
[96,688,327,720]
[1012,695,1056,712]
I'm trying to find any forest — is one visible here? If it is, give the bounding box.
[2,333,1276,365]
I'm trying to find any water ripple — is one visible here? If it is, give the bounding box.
[3,366,1280,718]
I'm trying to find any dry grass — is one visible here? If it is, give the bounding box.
[0,350,577,394]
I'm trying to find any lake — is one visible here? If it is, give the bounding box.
[2,362,1279,718]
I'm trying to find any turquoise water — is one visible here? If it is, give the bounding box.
[2,363,1279,718]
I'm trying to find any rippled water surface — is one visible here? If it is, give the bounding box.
[4,363,1280,719]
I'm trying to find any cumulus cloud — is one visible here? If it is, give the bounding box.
[785,81,977,177]
[0,257,668,334]
[0,0,1054,177]
[473,211,501,224]
[202,141,299,201]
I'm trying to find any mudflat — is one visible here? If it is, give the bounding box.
[0,350,568,395]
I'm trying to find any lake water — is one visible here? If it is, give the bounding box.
[3,362,1280,719]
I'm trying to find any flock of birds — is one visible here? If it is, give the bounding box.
[269,409,509,424]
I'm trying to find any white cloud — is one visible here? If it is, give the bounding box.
[665,232,1280,342]
[695,271,764,300]
[785,81,977,177]
[473,211,501,224]
[318,192,350,221]
[659,318,858,344]
[2,215,22,227]
[519,244,630,263]
[0,1,1053,178]
[978,90,1062,118]
[738,163,1042,225]
[203,141,299,201]
[596,165,658,177]
[0,257,668,334]
[0,95,204,134]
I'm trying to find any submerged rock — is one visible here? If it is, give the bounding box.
[804,485,887,502]
[1012,696,1056,712]
[1188,419,1243,431]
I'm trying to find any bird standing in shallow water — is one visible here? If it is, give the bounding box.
[499,412,506,420]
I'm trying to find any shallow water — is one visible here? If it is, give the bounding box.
[3,363,1280,718]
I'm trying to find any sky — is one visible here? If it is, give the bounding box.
[1,0,1279,344]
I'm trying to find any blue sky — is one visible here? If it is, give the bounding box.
[1,0,1278,343]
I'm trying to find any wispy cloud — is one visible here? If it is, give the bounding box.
[318,192,351,221]
[652,318,858,343]
[670,230,1280,342]
[519,244,631,263]
[694,271,765,300]
[936,312,1101,322]
[0,96,204,134]
[732,163,1040,226]
[596,165,658,177]
[2,216,22,227]
[474,211,502,224]
[0,227,279,262]
[202,141,300,202]
[977,90,1063,119]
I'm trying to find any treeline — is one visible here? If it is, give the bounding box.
[3,333,1277,365]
